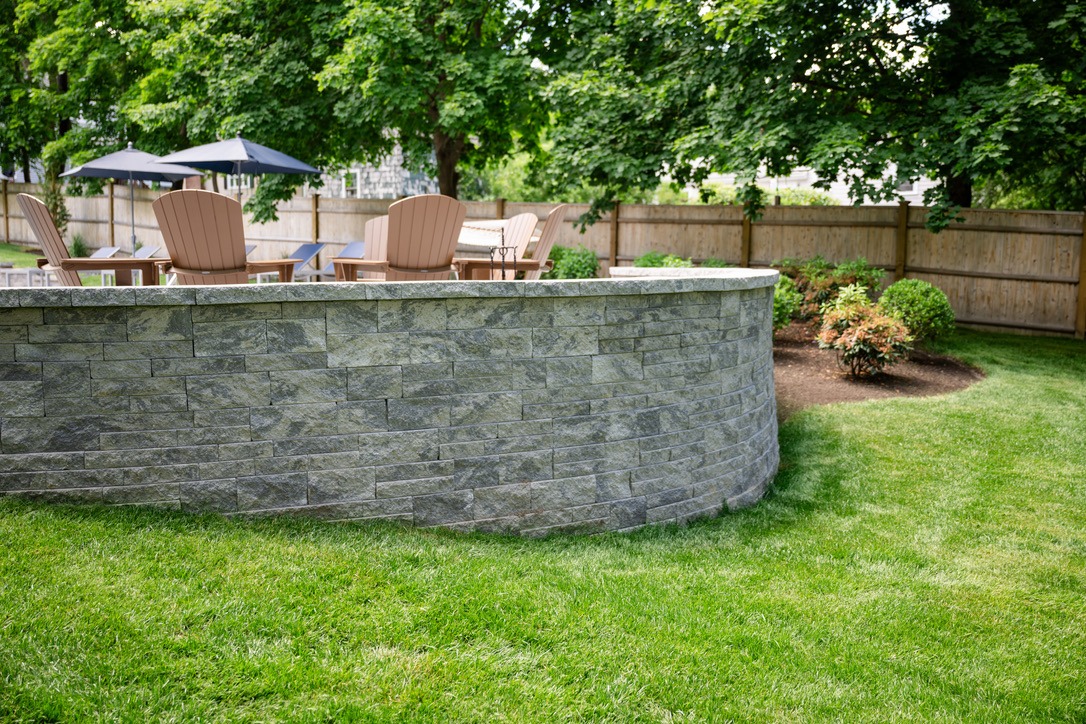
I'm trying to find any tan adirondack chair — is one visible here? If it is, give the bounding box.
[455,205,566,281]
[335,215,389,281]
[152,189,298,285]
[333,195,465,282]
[16,193,162,286]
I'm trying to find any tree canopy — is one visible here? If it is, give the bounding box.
[543,0,1086,225]
[1,0,1083,225]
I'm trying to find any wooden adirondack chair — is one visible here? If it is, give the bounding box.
[335,215,389,281]
[333,196,465,281]
[454,205,567,281]
[152,190,298,285]
[16,193,162,286]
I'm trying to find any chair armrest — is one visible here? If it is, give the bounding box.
[245,258,302,283]
[333,258,388,281]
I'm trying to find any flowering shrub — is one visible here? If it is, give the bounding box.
[878,279,956,345]
[818,302,912,377]
[773,256,885,320]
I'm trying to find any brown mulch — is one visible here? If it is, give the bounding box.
[773,322,985,421]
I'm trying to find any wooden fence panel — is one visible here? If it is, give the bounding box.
[0,183,1081,337]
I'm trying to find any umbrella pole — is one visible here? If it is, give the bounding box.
[129,175,137,254]
[236,161,242,203]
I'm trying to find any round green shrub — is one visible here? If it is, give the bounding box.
[773,275,803,330]
[700,257,732,268]
[542,245,599,279]
[661,254,694,268]
[878,279,956,344]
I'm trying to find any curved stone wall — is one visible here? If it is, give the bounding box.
[0,274,779,535]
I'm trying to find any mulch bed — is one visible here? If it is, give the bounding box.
[773,322,985,421]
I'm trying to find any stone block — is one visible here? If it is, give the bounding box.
[377,474,453,499]
[103,483,180,505]
[267,318,327,354]
[93,377,185,398]
[347,366,403,400]
[413,490,473,526]
[453,456,500,489]
[357,431,440,465]
[551,297,605,326]
[474,483,530,519]
[308,467,376,505]
[90,360,152,379]
[126,307,193,341]
[152,357,246,377]
[592,353,644,384]
[16,343,103,362]
[545,356,593,387]
[378,299,448,331]
[325,300,379,334]
[2,416,104,454]
[281,302,327,319]
[218,441,273,461]
[0,326,26,343]
[27,323,126,344]
[532,327,599,358]
[103,341,192,360]
[190,301,281,322]
[180,480,238,513]
[186,373,271,410]
[0,381,43,417]
[327,332,410,367]
[244,353,329,372]
[0,308,43,326]
[122,463,200,486]
[388,396,450,431]
[237,473,308,511]
[133,287,197,306]
[273,434,356,457]
[450,392,523,426]
[193,321,267,357]
[446,297,545,330]
[531,475,597,510]
[270,369,346,404]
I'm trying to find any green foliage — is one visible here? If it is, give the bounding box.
[41,174,70,237]
[773,275,803,330]
[818,302,912,377]
[68,234,88,258]
[700,257,732,268]
[634,251,694,268]
[319,0,547,200]
[822,283,871,314]
[541,245,598,279]
[879,279,957,345]
[542,0,1086,226]
[633,251,667,267]
[701,184,839,206]
[833,258,886,290]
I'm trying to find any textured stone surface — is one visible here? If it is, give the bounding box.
[0,275,778,535]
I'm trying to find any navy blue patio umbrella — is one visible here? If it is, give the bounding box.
[61,143,202,253]
[159,133,320,201]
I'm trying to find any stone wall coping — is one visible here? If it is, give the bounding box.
[609,267,781,281]
[0,272,779,308]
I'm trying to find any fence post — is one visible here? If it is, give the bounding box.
[895,200,910,281]
[740,215,752,267]
[609,201,620,269]
[2,179,8,244]
[495,197,505,219]
[311,192,320,244]
[108,183,115,248]
[1076,211,1086,340]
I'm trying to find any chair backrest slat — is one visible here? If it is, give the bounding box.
[362,215,388,280]
[16,193,82,287]
[490,212,539,280]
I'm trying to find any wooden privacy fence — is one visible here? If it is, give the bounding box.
[2,180,1084,338]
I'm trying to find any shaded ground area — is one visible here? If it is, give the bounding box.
[774,322,984,420]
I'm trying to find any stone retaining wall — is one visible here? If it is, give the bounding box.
[0,274,779,535]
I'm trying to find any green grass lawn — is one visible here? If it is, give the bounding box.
[0,242,42,267]
[1,330,1083,722]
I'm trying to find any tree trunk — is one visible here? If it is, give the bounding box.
[946,173,973,208]
[434,129,464,198]
[21,152,30,184]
